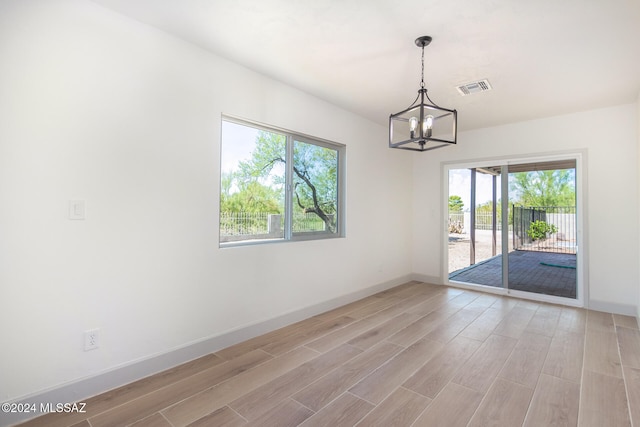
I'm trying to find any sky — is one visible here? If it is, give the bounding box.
[221,120,286,193]
[220,120,260,174]
[449,169,502,211]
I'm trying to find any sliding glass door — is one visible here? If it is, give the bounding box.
[506,161,577,299]
[446,157,580,303]
[448,166,504,289]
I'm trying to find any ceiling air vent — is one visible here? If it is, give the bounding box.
[456,79,492,96]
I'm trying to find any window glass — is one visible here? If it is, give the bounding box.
[292,140,338,235]
[220,121,286,243]
[220,118,344,246]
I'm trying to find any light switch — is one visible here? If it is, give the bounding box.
[69,200,85,220]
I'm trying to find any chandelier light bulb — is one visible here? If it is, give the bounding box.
[409,116,418,138]
[423,115,434,137]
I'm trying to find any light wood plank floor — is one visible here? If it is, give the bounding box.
[15,282,640,427]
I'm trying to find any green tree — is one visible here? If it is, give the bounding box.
[234,131,338,232]
[510,169,575,207]
[449,195,464,212]
[220,171,282,213]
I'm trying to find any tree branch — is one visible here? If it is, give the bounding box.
[260,157,285,173]
[293,165,335,232]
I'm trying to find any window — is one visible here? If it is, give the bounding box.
[220,117,345,245]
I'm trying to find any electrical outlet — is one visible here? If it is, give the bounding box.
[84,329,100,351]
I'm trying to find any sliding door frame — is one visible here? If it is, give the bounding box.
[442,151,587,307]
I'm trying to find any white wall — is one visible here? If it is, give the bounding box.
[0,1,414,403]
[412,104,639,312]
[637,91,640,321]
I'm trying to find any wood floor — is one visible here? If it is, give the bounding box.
[16,282,640,427]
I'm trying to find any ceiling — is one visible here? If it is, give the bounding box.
[90,0,640,131]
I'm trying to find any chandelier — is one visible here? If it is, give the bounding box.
[389,36,457,152]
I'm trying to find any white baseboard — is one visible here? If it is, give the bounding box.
[1,274,413,427]
[587,299,638,316]
[411,273,443,285]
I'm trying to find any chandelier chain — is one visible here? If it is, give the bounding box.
[420,45,425,89]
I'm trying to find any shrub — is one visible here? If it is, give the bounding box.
[448,219,463,234]
[527,220,557,241]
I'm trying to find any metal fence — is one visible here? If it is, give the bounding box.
[220,212,328,242]
[512,206,576,254]
[475,212,501,231]
[448,212,503,232]
[220,212,275,236]
[293,213,327,233]
[449,206,576,254]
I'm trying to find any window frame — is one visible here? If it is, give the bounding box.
[220,115,346,247]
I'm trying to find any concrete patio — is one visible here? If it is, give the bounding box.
[449,250,577,299]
